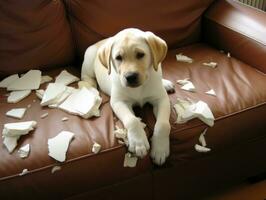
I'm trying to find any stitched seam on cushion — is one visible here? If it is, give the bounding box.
[204,16,266,46]
[0,145,127,182]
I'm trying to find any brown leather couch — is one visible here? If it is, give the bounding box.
[0,0,265,199]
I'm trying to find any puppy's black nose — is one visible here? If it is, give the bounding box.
[125,72,139,86]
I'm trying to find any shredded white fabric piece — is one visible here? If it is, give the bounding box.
[198,128,208,147]
[19,169,29,176]
[6,108,27,119]
[176,79,196,92]
[61,117,69,122]
[92,142,101,154]
[203,62,217,68]
[7,70,41,91]
[0,74,19,88]
[55,70,80,86]
[7,90,31,103]
[40,112,49,119]
[194,144,211,153]
[51,166,62,174]
[40,75,53,84]
[174,99,215,126]
[205,89,216,96]
[176,53,193,63]
[123,153,138,167]
[59,87,102,119]
[18,144,30,158]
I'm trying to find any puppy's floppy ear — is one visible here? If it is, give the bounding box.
[98,38,114,74]
[144,31,167,71]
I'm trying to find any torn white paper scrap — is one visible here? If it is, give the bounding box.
[2,121,37,153]
[2,121,37,137]
[192,101,215,127]
[205,89,216,96]
[176,78,190,85]
[7,90,31,103]
[203,62,217,68]
[48,87,77,108]
[55,70,80,86]
[7,70,41,91]
[36,89,44,99]
[59,87,102,119]
[61,117,69,122]
[6,108,27,119]
[181,82,195,92]
[48,131,75,162]
[40,75,53,84]
[18,144,30,158]
[3,136,20,153]
[199,128,208,147]
[227,52,231,57]
[195,144,211,153]
[114,126,128,146]
[41,83,66,106]
[174,98,194,124]
[92,142,101,154]
[0,74,19,88]
[176,53,193,63]
[51,166,62,174]
[176,79,195,92]
[40,112,49,119]
[19,169,29,176]
[123,153,138,167]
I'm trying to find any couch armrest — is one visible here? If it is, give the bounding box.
[202,0,266,73]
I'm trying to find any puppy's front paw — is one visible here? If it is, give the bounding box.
[150,135,170,165]
[127,127,150,158]
[162,79,175,93]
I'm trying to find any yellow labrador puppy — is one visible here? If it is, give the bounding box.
[80,28,174,165]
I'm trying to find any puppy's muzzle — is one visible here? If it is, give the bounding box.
[124,72,140,87]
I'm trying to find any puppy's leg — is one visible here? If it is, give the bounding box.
[111,100,150,158]
[150,96,171,165]
[80,45,98,89]
[162,79,175,93]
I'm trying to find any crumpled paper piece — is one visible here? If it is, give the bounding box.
[174,98,215,126]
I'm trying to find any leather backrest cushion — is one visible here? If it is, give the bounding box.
[0,0,75,76]
[65,0,214,60]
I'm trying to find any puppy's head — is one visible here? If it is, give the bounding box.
[98,28,167,88]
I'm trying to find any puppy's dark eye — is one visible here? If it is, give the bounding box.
[115,55,122,61]
[136,52,145,59]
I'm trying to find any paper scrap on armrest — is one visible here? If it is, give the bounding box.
[6,108,27,119]
[0,74,19,88]
[199,128,208,147]
[55,70,80,86]
[123,153,138,167]
[176,54,193,63]
[7,70,41,91]
[8,90,31,103]
[59,87,102,119]
[48,131,74,162]
[174,99,214,126]
[2,121,37,153]
[36,89,45,99]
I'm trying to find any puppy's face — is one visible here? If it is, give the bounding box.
[112,34,152,88]
[98,28,167,88]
